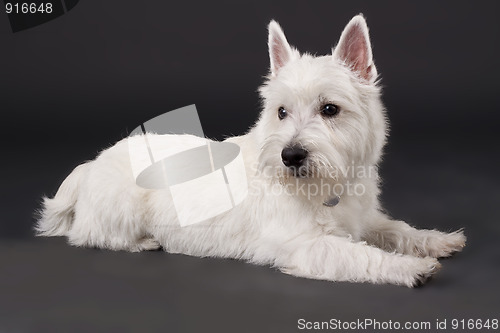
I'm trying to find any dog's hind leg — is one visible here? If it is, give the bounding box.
[133,237,162,252]
[363,213,466,258]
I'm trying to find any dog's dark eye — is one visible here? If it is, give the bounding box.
[278,107,287,120]
[321,104,339,117]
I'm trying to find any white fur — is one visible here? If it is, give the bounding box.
[36,15,465,287]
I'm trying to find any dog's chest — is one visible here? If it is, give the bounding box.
[315,198,366,241]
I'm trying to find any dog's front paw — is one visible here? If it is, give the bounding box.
[404,256,442,288]
[420,229,466,258]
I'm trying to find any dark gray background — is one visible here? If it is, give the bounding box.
[1,1,499,332]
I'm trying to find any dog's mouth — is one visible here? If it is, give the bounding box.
[286,165,311,178]
[283,162,340,180]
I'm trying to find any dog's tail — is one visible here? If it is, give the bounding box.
[35,163,88,237]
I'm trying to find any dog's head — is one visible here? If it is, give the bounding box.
[256,15,387,185]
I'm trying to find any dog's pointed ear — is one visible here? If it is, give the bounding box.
[333,15,377,83]
[268,20,293,76]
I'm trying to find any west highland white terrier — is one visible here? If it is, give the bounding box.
[37,15,466,287]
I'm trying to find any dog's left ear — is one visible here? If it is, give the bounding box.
[333,15,377,83]
[268,20,294,76]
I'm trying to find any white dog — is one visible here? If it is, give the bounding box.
[37,15,466,287]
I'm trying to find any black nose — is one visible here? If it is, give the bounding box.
[281,146,308,168]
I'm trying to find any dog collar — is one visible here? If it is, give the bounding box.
[323,195,340,207]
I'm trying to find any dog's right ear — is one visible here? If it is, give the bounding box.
[268,20,293,76]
